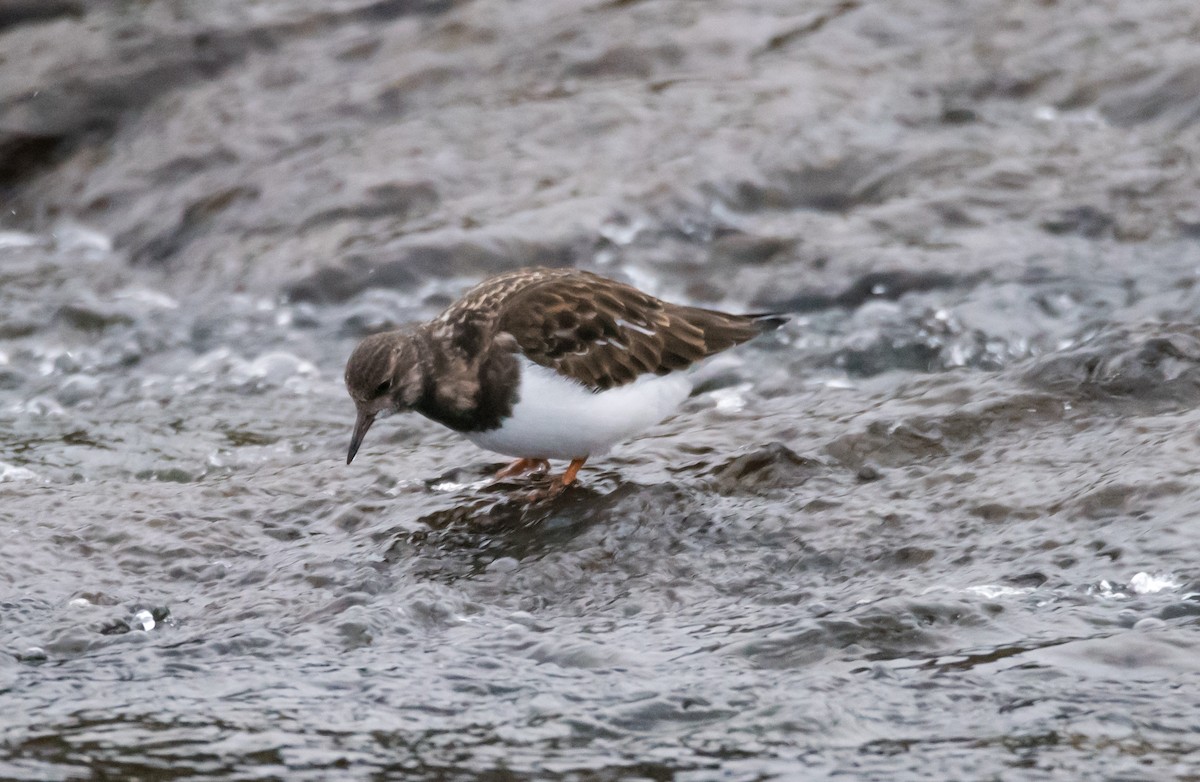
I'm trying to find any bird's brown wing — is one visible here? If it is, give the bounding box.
[492,269,779,391]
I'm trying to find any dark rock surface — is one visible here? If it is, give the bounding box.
[5,0,1198,299]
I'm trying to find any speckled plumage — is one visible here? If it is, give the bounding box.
[343,267,786,490]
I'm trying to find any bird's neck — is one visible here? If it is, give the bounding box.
[409,326,518,434]
[408,327,438,411]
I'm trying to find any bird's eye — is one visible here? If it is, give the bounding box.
[374,380,392,397]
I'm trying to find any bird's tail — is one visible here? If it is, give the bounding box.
[749,313,789,332]
[670,305,789,357]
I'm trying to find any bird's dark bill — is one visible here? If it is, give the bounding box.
[347,411,376,464]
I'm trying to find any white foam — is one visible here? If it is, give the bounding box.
[0,462,39,482]
[0,231,45,249]
[53,221,113,256]
[963,584,1033,600]
[1129,572,1182,595]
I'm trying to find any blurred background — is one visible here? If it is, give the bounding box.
[2,1,1200,779]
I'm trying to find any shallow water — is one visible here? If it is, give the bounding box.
[4,0,1200,780]
[4,225,1199,781]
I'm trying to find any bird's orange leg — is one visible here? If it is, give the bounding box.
[537,457,588,498]
[495,458,549,480]
[558,457,587,487]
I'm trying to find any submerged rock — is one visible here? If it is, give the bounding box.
[1024,326,1200,406]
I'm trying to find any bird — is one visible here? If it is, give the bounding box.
[343,267,786,496]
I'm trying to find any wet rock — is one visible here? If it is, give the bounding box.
[729,600,965,668]
[486,556,519,573]
[708,234,794,267]
[41,625,97,656]
[339,306,406,337]
[15,646,47,663]
[0,367,25,389]
[1,0,461,289]
[299,181,439,230]
[939,71,1046,114]
[1024,326,1200,405]
[833,336,942,377]
[0,1,83,31]
[758,270,967,313]
[564,44,684,80]
[98,618,130,636]
[826,420,949,469]
[284,240,576,303]
[718,157,888,213]
[705,443,820,493]
[0,134,63,189]
[286,266,372,305]
[1026,633,1200,677]
[130,186,261,266]
[1005,572,1048,589]
[0,316,42,339]
[51,352,82,375]
[282,302,321,329]
[0,1,455,191]
[1040,206,1114,239]
[1,22,259,187]
[1159,602,1200,621]
[55,374,101,407]
[855,464,882,482]
[970,503,1016,522]
[939,104,978,125]
[336,610,374,649]
[136,467,200,483]
[56,302,135,332]
[223,429,280,447]
[1098,62,1200,128]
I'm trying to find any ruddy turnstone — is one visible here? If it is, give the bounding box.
[344,267,785,495]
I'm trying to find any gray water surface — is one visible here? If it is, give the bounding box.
[3,1,1200,780]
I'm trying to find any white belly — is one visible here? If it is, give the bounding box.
[464,357,691,460]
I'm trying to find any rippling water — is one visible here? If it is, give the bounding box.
[5,0,1200,779]
[4,220,1200,780]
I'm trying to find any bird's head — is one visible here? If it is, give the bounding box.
[343,330,425,464]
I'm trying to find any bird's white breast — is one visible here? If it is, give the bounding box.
[464,357,691,460]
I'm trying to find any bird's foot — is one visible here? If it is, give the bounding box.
[494,458,549,480]
[524,478,568,503]
[522,457,587,502]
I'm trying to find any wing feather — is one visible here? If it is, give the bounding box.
[481,269,780,391]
